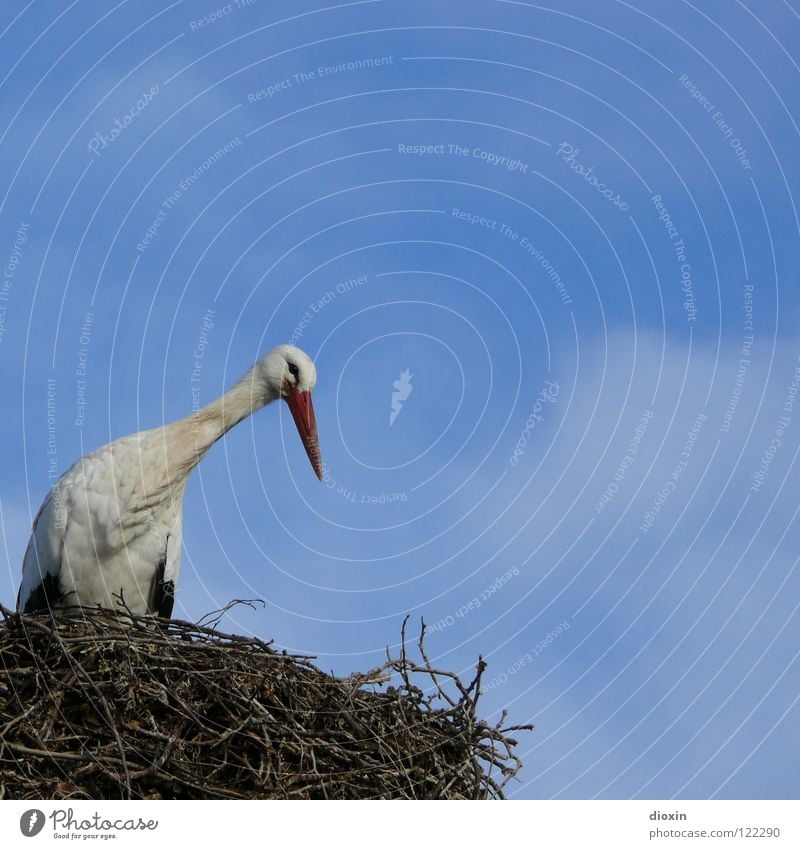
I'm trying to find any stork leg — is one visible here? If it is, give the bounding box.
[149,533,175,619]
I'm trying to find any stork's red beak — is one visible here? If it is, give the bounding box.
[285,388,323,480]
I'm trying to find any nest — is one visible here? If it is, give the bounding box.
[0,604,530,800]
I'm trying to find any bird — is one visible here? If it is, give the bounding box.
[17,344,322,618]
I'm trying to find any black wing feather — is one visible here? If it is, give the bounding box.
[148,534,175,618]
[19,571,62,614]
[18,493,65,614]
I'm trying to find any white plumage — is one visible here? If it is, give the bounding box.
[18,344,322,617]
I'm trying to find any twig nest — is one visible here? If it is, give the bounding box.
[0,607,530,800]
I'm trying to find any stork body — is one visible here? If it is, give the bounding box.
[17,344,322,617]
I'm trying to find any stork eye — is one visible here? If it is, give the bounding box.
[288,362,299,378]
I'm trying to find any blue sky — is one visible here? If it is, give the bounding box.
[1,0,799,800]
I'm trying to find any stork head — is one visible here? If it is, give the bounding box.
[258,344,322,480]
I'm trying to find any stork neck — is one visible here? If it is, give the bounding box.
[200,366,275,440]
[168,366,276,475]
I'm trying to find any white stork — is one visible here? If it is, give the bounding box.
[17,344,322,618]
